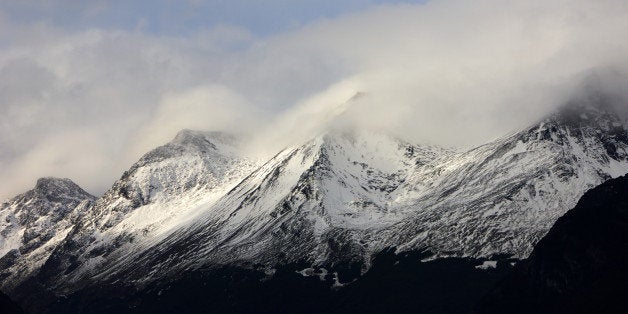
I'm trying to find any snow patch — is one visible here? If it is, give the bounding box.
[475,261,498,270]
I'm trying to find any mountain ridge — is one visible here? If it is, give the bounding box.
[1,93,628,312]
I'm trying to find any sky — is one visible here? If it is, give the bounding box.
[1,0,628,199]
[0,0,427,37]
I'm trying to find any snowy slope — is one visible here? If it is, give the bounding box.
[15,130,258,290]
[91,130,256,235]
[173,129,446,265]
[0,178,95,290]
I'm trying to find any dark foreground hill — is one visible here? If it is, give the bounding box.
[476,174,628,314]
[46,250,513,314]
[0,290,23,314]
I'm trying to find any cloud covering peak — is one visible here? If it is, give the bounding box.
[2,0,628,199]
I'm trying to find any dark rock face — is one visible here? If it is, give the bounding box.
[476,174,628,314]
[44,250,514,314]
[0,290,24,314]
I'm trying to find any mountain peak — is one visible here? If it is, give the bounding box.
[27,177,96,207]
[172,128,206,140]
[0,178,95,293]
[547,85,628,129]
[517,91,628,159]
[130,130,242,170]
[171,129,216,146]
[170,129,242,151]
[173,129,236,142]
[33,177,89,196]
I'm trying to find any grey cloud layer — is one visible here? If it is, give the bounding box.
[1,0,628,199]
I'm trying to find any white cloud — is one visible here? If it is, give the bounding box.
[127,84,265,161]
[2,0,628,199]
[0,27,257,199]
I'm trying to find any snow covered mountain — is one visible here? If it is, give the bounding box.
[1,92,628,312]
[388,93,628,258]
[155,95,627,271]
[120,129,449,277]
[42,94,628,290]
[0,178,95,290]
[18,129,447,293]
[21,130,259,292]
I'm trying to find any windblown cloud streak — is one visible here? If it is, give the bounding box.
[1,0,628,199]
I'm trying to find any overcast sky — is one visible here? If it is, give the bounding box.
[1,0,628,199]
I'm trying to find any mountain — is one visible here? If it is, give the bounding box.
[122,129,448,276]
[115,92,628,285]
[389,92,628,258]
[14,128,447,300]
[1,92,628,313]
[0,177,95,291]
[14,130,258,296]
[475,174,628,314]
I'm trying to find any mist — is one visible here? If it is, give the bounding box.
[1,0,628,199]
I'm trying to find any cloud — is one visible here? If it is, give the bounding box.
[1,128,112,199]
[127,84,266,160]
[2,0,628,199]
[257,0,628,145]
[246,79,361,157]
[0,26,257,199]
